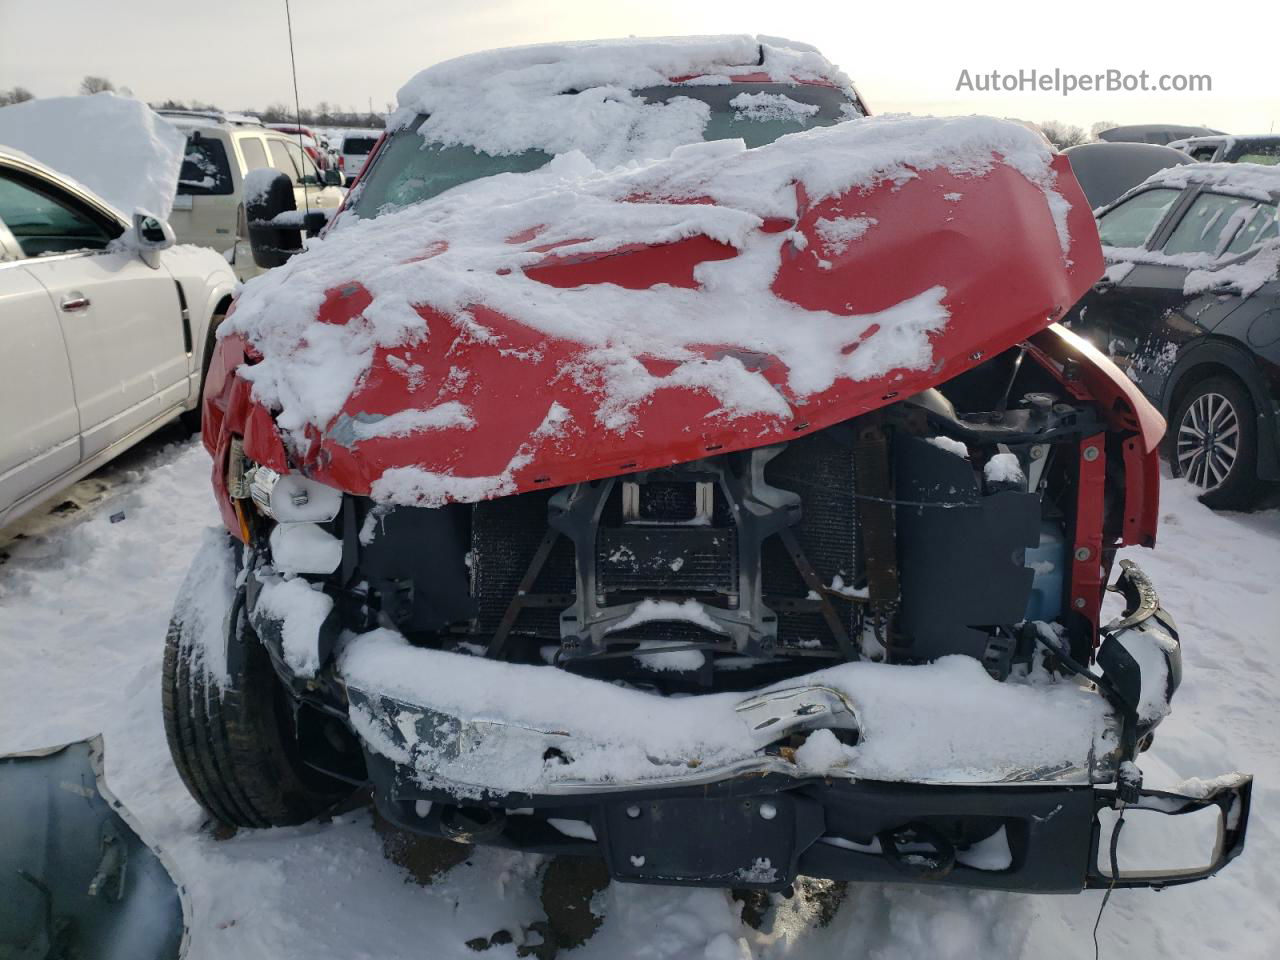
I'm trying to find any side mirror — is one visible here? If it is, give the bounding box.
[323,167,343,187]
[303,210,332,238]
[134,212,174,250]
[245,170,303,269]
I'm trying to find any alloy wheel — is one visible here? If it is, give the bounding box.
[1176,392,1239,492]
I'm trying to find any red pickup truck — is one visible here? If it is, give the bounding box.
[164,35,1250,897]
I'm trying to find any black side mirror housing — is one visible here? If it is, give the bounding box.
[246,171,302,269]
[323,167,343,187]
[303,210,330,238]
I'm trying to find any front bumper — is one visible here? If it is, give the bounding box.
[254,557,1251,892]
[365,754,1250,892]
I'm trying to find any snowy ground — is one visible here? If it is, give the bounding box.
[1,434,1277,959]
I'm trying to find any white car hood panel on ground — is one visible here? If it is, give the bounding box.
[0,93,185,220]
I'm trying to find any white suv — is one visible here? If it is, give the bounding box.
[158,110,346,280]
[0,148,236,528]
[337,131,379,184]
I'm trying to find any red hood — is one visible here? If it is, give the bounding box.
[205,152,1104,515]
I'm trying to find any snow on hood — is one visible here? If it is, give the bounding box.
[223,110,1096,506]
[388,34,858,167]
[0,93,186,221]
[1137,161,1280,203]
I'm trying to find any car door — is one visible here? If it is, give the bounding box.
[285,139,344,211]
[1072,188,1278,403]
[269,137,344,214]
[1068,187,1187,397]
[0,165,190,461]
[0,217,80,519]
[1109,191,1274,399]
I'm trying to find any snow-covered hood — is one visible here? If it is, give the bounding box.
[215,111,1102,506]
[0,93,185,220]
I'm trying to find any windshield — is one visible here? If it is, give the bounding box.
[351,82,856,219]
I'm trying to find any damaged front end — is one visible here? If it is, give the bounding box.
[177,104,1252,894]
[193,322,1251,894]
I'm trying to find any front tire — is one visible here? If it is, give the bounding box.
[162,532,350,827]
[1169,375,1262,510]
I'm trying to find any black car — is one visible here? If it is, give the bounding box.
[1063,141,1194,208]
[1066,163,1280,508]
[1096,123,1224,146]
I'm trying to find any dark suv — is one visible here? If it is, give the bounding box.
[1066,162,1280,508]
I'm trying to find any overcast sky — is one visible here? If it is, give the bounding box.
[1,0,1275,133]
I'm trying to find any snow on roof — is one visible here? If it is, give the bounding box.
[1141,161,1280,202]
[389,34,858,167]
[0,93,186,220]
[225,111,1068,475]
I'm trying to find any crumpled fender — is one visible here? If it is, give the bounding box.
[206,154,1104,534]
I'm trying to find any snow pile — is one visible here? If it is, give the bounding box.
[1184,239,1280,297]
[730,91,820,123]
[346,401,475,441]
[226,111,1068,506]
[168,527,238,687]
[926,435,970,458]
[389,35,856,167]
[813,214,877,253]
[608,598,725,634]
[254,575,333,676]
[1103,235,1280,298]
[1140,161,1280,203]
[983,452,1025,485]
[341,630,1111,795]
[0,93,185,219]
[243,167,283,208]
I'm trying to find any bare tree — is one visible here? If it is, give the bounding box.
[260,102,293,123]
[1038,120,1088,150]
[0,86,34,106]
[79,75,115,95]
[1090,120,1117,141]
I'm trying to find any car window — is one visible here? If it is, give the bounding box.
[0,170,116,257]
[352,83,857,219]
[1188,146,1218,162]
[238,137,270,171]
[1235,148,1280,166]
[1162,192,1256,256]
[284,141,320,184]
[1096,188,1182,247]
[343,137,376,155]
[1225,202,1279,254]
[178,136,234,196]
[268,139,299,180]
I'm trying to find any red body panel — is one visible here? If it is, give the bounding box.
[205,155,1128,552]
